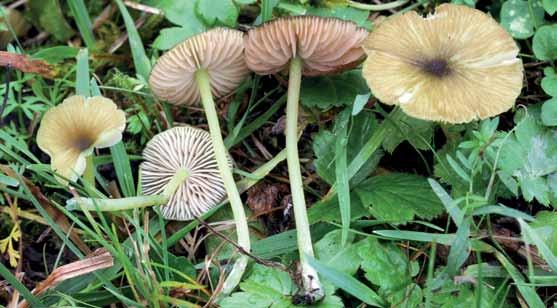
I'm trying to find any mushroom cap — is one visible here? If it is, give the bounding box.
[149,28,249,106]
[140,126,231,220]
[37,95,126,184]
[244,16,368,76]
[362,4,523,124]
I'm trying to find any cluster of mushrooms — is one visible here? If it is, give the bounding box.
[36,4,523,303]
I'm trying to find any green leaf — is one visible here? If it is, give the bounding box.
[32,46,79,64]
[307,256,385,307]
[76,48,90,97]
[498,114,557,205]
[533,24,557,60]
[500,0,544,39]
[313,110,383,186]
[541,67,557,97]
[358,237,421,306]
[354,173,444,223]
[306,6,371,28]
[157,0,207,28]
[382,113,434,153]
[196,0,238,27]
[110,142,136,197]
[28,0,74,41]
[67,0,96,49]
[301,70,369,109]
[519,218,557,272]
[152,27,205,50]
[314,230,360,276]
[115,0,151,80]
[543,0,557,14]
[529,211,557,256]
[541,98,557,126]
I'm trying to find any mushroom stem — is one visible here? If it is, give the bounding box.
[286,57,324,301]
[83,155,95,186]
[195,69,251,295]
[347,0,408,11]
[67,167,190,211]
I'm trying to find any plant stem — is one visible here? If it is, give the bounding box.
[68,168,190,211]
[83,155,95,186]
[286,57,324,301]
[347,0,408,11]
[195,69,251,296]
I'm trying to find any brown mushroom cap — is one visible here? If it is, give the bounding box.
[149,28,249,105]
[244,16,368,76]
[140,126,231,220]
[362,4,524,123]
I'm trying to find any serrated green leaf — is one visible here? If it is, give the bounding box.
[314,230,360,276]
[382,113,434,153]
[543,0,557,14]
[541,98,557,126]
[500,0,544,39]
[533,24,557,60]
[196,0,238,27]
[313,110,382,186]
[301,70,369,109]
[355,173,444,223]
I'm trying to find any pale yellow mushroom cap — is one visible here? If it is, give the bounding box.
[140,126,231,220]
[244,16,368,76]
[362,4,524,123]
[149,28,249,105]
[37,96,126,184]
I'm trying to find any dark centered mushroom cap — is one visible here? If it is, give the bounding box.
[362,4,524,123]
[140,126,231,220]
[244,16,368,76]
[149,28,249,105]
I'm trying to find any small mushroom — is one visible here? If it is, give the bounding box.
[244,16,368,301]
[362,3,523,123]
[140,126,230,221]
[149,28,251,295]
[37,95,126,185]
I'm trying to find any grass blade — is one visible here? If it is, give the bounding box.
[114,0,151,80]
[0,262,44,307]
[335,111,351,246]
[307,256,385,307]
[519,218,557,272]
[495,251,545,307]
[75,48,90,97]
[67,0,96,49]
[110,142,136,197]
[428,179,463,225]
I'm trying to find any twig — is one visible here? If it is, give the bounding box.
[0,51,55,78]
[124,1,163,15]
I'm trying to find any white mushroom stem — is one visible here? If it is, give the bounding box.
[67,168,190,211]
[286,57,324,300]
[195,69,251,295]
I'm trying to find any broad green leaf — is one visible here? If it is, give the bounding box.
[541,67,557,96]
[152,27,205,50]
[196,0,238,27]
[352,93,370,115]
[382,113,434,153]
[355,173,444,223]
[306,6,371,28]
[307,256,384,307]
[541,98,557,126]
[308,192,369,224]
[543,0,557,14]
[28,0,74,41]
[500,0,544,39]
[313,110,382,186]
[153,0,206,50]
[314,230,360,276]
[31,46,79,64]
[301,70,369,109]
[498,114,557,205]
[533,24,557,60]
[358,237,420,306]
[529,211,557,256]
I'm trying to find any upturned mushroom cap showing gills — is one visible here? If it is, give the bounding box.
[149,28,249,105]
[244,16,368,76]
[140,126,231,220]
[362,4,524,123]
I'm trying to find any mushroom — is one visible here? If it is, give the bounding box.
[148,28,251,295]
[68,127,225,219]
[244,16,368,301]
[362,3,523,123]
[141,126,230,221]
[37,95,126,185]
